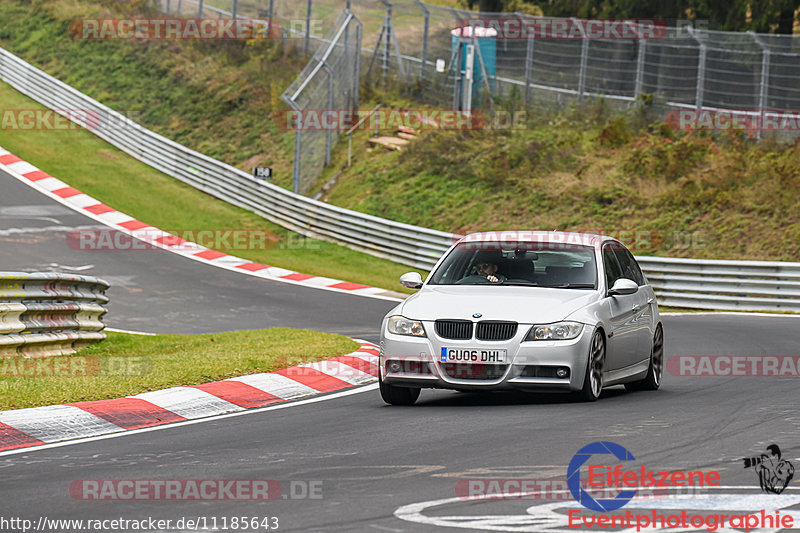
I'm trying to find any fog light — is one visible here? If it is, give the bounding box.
[556,367,569,378]
[388,361,402,373]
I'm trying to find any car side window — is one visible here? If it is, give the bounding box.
[625,249,646,286]
[612,245,645,286]
[602,244,623,290]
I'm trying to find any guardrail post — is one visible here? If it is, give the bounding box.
[750,31,770,141]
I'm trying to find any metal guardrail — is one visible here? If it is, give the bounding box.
[2,47,800,312]
[0,272,109,357]
[636,257,800,312]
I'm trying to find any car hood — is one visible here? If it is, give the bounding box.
[400,285,600,323]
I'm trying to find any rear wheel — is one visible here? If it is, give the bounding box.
[575,330,604,402]
[625,325,663,392]
[379,375,420,406]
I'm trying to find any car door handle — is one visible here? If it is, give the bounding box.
[632,304,640,312]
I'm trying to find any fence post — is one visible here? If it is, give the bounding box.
[177,0,182,13]
[750,31,770,141]
[414,0,430,84]
[573,18,588,102]
[267,0,274,38]
[324,64,334,166]
[383,4,392,81]
[165,0,171,14]
[522,14,534,106]
[232,0,237,19]
[354,19,361,112]
[197,0,204,17]
[634,38,646,99]
[305,0,312,55]
[688,27,706,112]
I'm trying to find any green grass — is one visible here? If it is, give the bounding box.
[0,329,359,410]
[329,102,800,262]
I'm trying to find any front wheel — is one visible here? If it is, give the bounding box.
[575,330,605,402]
[625,325,663,392]
[379,375,420,405]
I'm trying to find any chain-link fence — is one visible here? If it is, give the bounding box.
[280,10,361,194]
[161,0,800,192]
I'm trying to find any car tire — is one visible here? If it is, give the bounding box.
[379,375,421,406]
[575,330,605,402]
[625,324,663,392]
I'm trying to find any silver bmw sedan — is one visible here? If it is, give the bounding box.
[379,231,663,405]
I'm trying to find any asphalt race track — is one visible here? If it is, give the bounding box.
[0,168,396,340]
[2,167,800,532]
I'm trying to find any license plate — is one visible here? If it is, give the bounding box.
[441,347,507,363]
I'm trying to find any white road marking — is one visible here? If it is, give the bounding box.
[105,327,157,336]
[0,224,103,236]
[394,486,800,532]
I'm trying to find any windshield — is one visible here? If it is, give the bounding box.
[428,241,598,288]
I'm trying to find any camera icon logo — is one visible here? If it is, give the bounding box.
[743,444,795,495]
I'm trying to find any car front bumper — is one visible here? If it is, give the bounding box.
[379,325,594,392]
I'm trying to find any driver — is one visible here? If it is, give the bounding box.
[474,251,506,283]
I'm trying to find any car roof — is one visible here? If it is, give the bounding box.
[456,230,616,247]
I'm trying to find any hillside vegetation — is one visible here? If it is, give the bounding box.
[330,103,800,260]
[0,0,798,262]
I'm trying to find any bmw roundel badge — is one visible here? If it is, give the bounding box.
[472,313,482,318]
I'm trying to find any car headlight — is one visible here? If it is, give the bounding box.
[524,322,583,341]
[387,315,427,337]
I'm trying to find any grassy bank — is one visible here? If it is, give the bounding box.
[0,329,359,410]
[330,103,800,261]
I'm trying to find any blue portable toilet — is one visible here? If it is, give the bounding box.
[451,25,497,101]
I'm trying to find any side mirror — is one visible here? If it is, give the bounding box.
[399,272,424,289]
[608,278,638,296]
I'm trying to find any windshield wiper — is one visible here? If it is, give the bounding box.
[501,281,538,286]
[549,283,595,289]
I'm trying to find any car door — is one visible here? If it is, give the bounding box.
[601,243,640,371]
[612,244,653,367]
